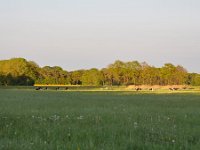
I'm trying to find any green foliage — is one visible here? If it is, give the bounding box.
[0,57,198,86]
[69,70,84,85]
[102,60,142,86]
[38,66,69,85]
[188,73,200,86]
[160,64,188,85]
[140,63,160,85]
[81,68,104,86]
[0,58,38,85]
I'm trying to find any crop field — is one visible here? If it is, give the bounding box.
[0,89,200,150]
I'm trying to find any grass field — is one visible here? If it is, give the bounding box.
[0,89,200,150]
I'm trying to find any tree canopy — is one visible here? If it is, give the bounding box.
[0,58,199,86]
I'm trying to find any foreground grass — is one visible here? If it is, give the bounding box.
[0,90,200,150]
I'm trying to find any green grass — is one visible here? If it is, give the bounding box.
[0,89,200,150]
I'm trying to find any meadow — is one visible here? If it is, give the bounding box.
[0,89,200,150]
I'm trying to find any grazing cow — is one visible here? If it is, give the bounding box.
[173,88,179,91]
[149,88,154,91]
[135,88,142,91]
[169,88,179,91]
[36,87,42,90]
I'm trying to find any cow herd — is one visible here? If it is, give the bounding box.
[169,87,179,91]
[35,87,69,91]
[135,87,189,91]
[35,86,192,91]
[135,87,154,91]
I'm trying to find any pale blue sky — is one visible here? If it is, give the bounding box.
[0,0,200,72]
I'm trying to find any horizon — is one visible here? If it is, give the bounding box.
[1,0,200,73]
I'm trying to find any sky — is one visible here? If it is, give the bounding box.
[0,0,200,73]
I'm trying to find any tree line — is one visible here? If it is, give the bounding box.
[0,58,200,86]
